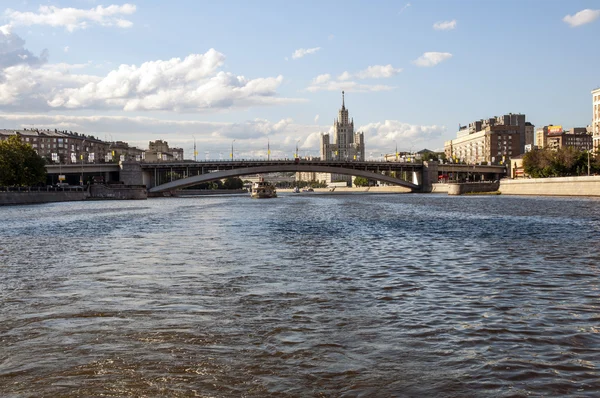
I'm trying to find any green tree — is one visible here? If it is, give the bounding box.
[223,177,243,189]
[353,176,370,187]
[0,136,47,186]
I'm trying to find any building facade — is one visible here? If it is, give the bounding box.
[593,88,600,153]
[145,140,184,162]
[535,125,592,151]
[320,92,365,162]
[318,92,365,184]
[0,129,111,164]
[444,114,527,165]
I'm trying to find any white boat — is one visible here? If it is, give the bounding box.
[293,187,300,193]
[251,177,277,199]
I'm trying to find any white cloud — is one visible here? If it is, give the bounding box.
[0,48,304,111]
[412,52,452,67]
[0,25,48,68]
[358,120,447,152]
[64,46,69,53]
[4,3,137,32]
[307,79,394,93]
[355,64,402,79]
[433,20,457,30]
[314,114,319,123]
[292,47,321,59]
[398,3,411,14]
[309,64,400,92]
[563,9,600,27]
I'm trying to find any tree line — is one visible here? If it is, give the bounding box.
[523,147,600,178]
[0,136,47,186]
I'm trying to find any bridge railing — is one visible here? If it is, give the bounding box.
[0,186,86,192]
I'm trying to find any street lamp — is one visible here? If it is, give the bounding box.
[231,139,236,161]
[267,138,270,161]
[295,140,300,159]
[193,135,197,162]
[80,139,86,185]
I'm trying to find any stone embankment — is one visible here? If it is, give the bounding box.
[89,184,147,200]
[448,181,500,195]
[0,184,147,206]
[499,176,600,196]
[0,187,88,205]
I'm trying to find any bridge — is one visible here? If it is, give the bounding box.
[45,160,508,193]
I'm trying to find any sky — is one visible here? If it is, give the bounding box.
[1,0,599,160]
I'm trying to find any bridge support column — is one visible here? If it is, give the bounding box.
[421,161,438,193]
[119,161,144,185]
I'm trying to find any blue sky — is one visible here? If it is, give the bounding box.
[1,0,599,159]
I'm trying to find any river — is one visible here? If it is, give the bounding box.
[1,193,599,397]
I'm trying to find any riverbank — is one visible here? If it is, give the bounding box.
[278,186,412,194]
[499,176,600,196]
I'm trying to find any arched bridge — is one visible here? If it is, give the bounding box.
[143,160,423,193]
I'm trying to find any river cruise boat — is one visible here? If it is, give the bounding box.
[251,177,277,199]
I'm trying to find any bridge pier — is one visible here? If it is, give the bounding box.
[119,161,145,186]
[420,161,438,193]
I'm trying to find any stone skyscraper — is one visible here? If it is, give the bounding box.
[320,92,365,162]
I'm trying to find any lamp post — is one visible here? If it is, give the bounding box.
[267,138,270,161]
[295,140,300,159]
[80,139,86,185]
[588,146,591,176]
[193,135,197,162]
[231,139,236,161]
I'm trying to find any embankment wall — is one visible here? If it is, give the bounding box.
[0,190,88,205]
[89,184,147,200]
[499,176,600,196]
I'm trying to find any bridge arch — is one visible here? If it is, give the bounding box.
[148,164,419,193]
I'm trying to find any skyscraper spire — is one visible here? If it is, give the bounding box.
[342,91,345,109]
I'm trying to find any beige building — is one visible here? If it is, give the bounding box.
[145,140,184,162]
[444,114,527,165]
[535,125,592,151]
[318,92,365,185]
[593,88,600,152]
[0,129,110,164]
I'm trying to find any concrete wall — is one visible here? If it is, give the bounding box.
[499,176,600,196]
[89,184,147,200]
[448,181,500,195]
[0,190,88,205]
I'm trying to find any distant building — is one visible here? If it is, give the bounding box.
[525,122,535,147]
[145,140,184,162]
[108,141,145,162]
[444,113,528,165]
[318,92,365,184]
[593,88,600,152]
[535,125,592,151]
[0,128,110,164]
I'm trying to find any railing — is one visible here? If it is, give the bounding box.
[0,186,86,192]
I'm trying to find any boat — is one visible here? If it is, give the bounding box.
[293,187,300,193]
[302,187,314,192]
[251,177,277,199]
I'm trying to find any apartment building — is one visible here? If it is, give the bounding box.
[145,140,184,162]
[444,114,528,165]
[593,88,600,152]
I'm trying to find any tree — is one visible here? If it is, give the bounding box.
[0,136,47,186]
[353,176,370,187]
[223,177,243,189]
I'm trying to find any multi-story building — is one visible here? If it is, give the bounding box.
[320,92,365,162]
[0,129,110,164]
[535,125,592,151]
[319,92,365,184]
[108,141,145,162]
[546,127,592,151]
[525,122,535,149]
[444,113,527,165]
[593,88,600,152]
[145,140,184,162]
